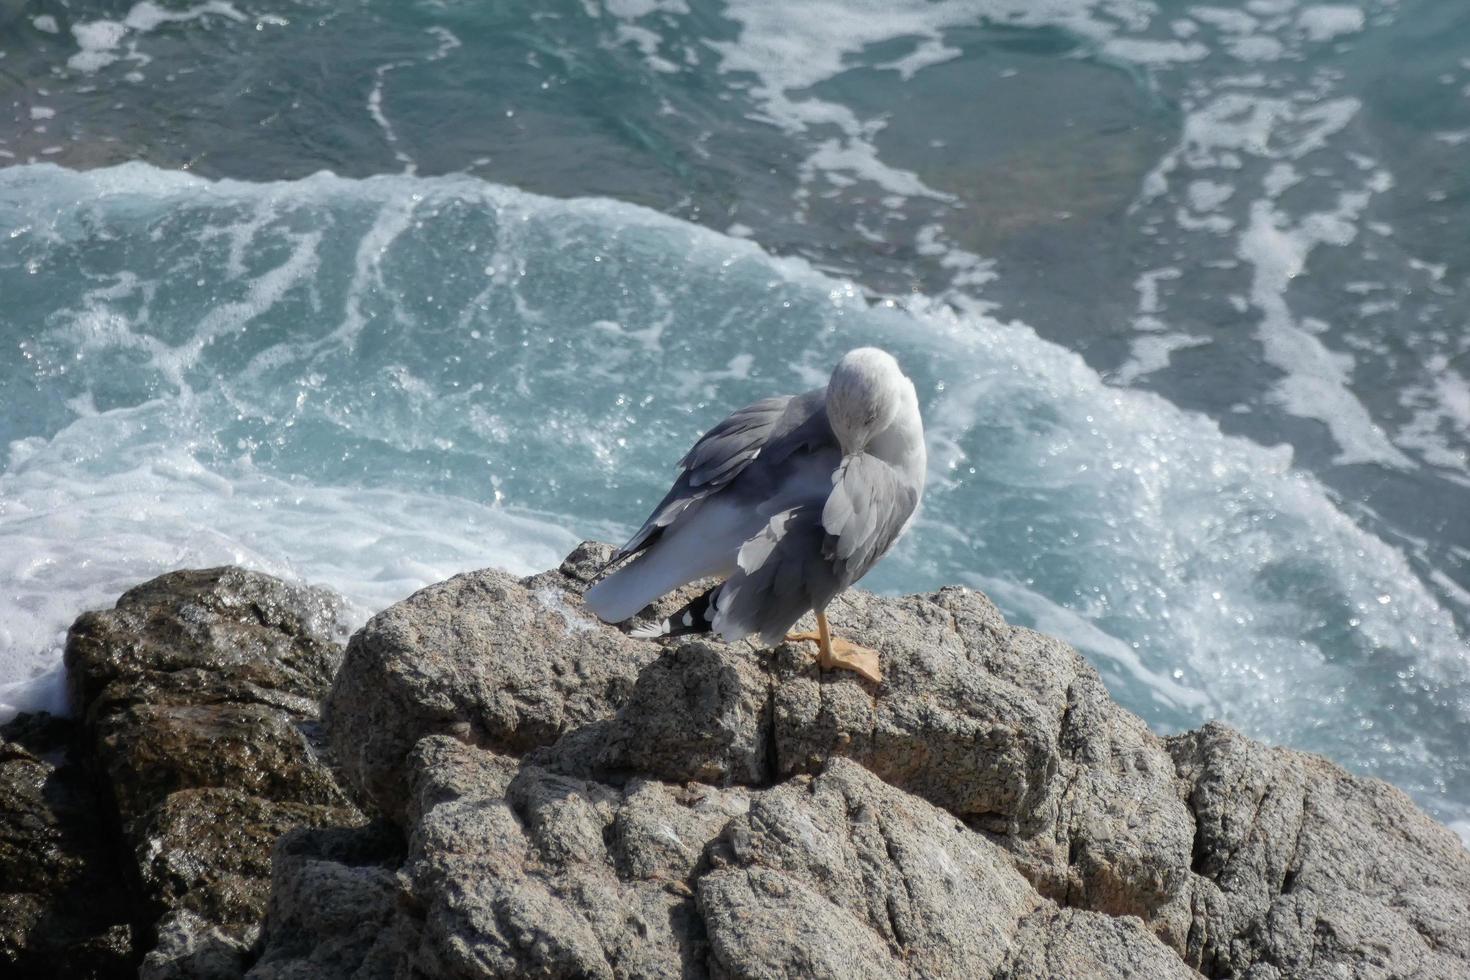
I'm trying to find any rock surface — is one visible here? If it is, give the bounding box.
[59,566,360,977]
[256,541,1468,979]
[9,548,1467,978]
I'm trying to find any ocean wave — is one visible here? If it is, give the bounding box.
[2,161,1466,828]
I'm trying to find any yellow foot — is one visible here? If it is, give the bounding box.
[783,631,882,684]
[820,637,882,684]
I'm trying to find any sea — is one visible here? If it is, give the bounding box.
[1,0,1467,842]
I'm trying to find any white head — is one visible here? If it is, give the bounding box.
[826,347,912,454]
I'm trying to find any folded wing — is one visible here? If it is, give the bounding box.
[712,451,918,645]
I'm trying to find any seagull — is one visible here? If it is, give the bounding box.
[584,347,926,683]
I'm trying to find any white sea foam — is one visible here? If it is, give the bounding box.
[68,21,128,73]
[1126,0,1438,475]
[366,28,464,176]
[695,0,1166,225]
[1297,5,1367,42]
[123,1,244,32]
[1239,194,1413,469]
[65,2,243,75]
[1102,38,1210,64]
[0,407,580,721]
[1114,332,1212,385]
[1395,357,1470,477]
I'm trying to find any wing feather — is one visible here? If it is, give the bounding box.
[608,395,792,563]
[606,389,833,565]
[821,453,918,588]
[713,506,836,646]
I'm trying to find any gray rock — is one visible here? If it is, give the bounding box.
[62,566,362,977]
[1169,722,1470,978]
[699,757,1044,979]
[289,542,1470,979]
[599,638,773,786]
[325,543,662,822]
[1001,907,1196,979]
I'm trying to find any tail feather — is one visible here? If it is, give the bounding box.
[629,585,719,640]
[584,556,665,623]
[584,496,753,624]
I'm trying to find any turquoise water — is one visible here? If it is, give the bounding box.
[1,1,1467,839]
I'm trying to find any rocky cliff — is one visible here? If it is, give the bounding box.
[3,544,1467,978]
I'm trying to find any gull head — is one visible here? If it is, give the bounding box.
[826,347,911,454]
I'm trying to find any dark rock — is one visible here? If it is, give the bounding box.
[245,823,405,980]
[67,566,344,714]
[60,566,361,977]
[140,911,252,980]
[136,788,361,929]
[0,712,134,978]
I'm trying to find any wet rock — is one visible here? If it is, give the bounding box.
[136,788,361,930]
[0,712,133,978]
[61,566,360,977]
[140,911,252,980]
[292,542,1470,979]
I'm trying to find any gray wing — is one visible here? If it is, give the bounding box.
[607,388,832,563]
[713,452,919,646]
[820,452,919,589]
[712,504,836,646]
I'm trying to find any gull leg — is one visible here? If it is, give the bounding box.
[785,610,882,684]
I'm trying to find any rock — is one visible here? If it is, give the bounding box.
[599,637,773,785]
[61,566,361,976]
[37,548,1467,978]
[0,712,134,978]
[325,542,664,821]
[140,911,252,980]
[256,736,1183,979]
[136,789,360,930]
[246,823,406,980]
[280,542,1470,978]
[699,758,1042,979]
[1003,907,1196,979]
[1169,722,1470,978]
